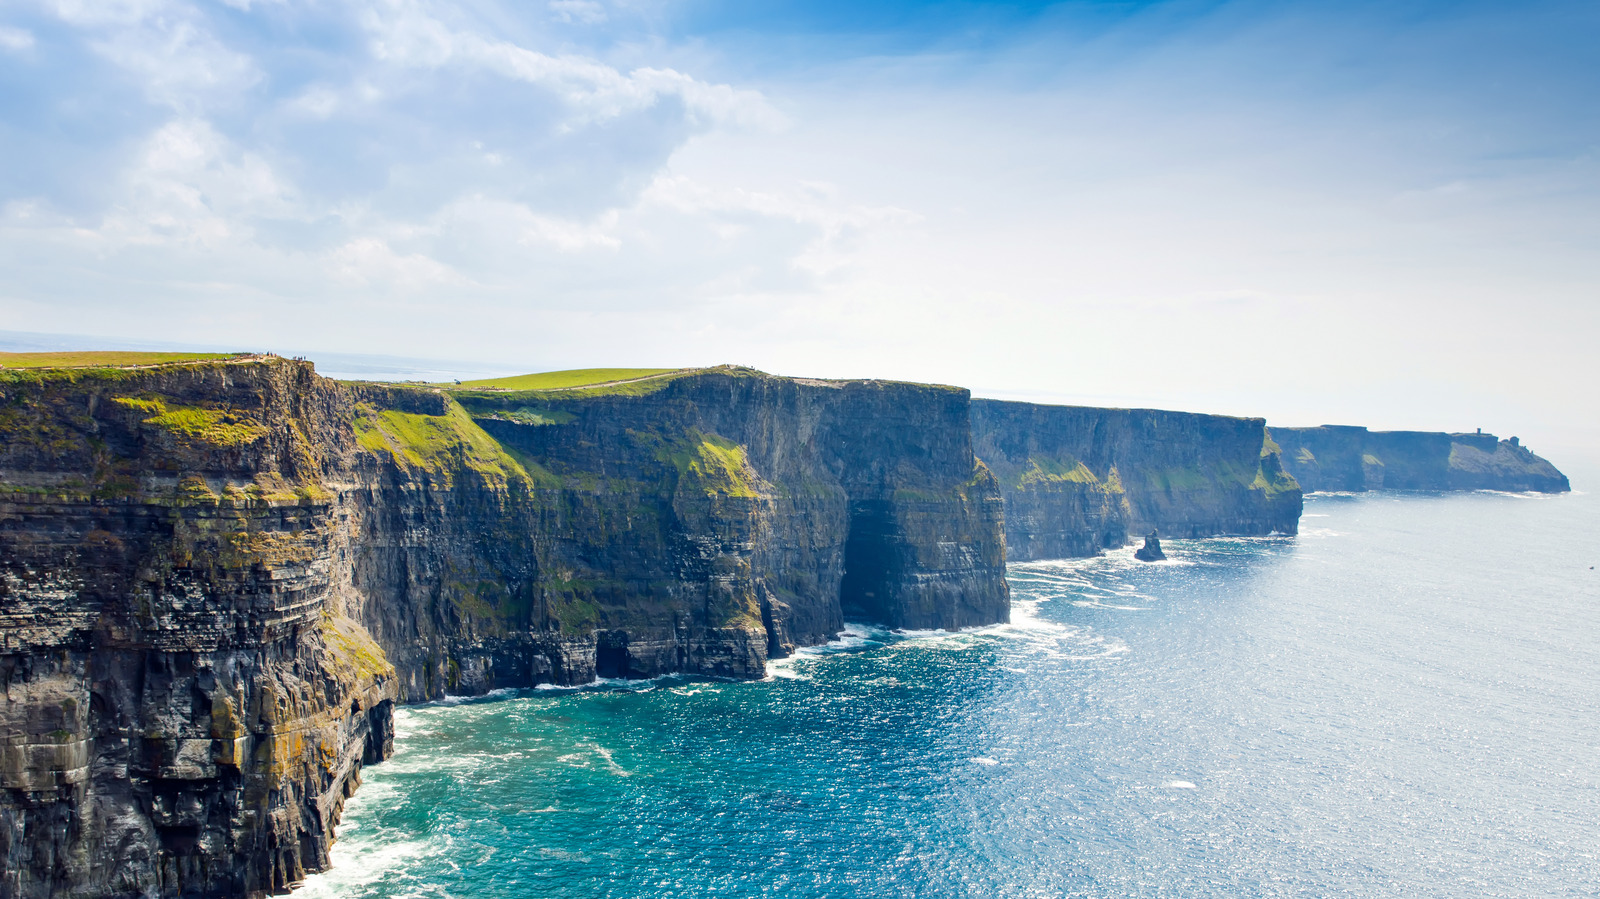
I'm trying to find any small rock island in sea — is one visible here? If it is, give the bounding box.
[0,352,1569,897]
[1134,531,1167,562]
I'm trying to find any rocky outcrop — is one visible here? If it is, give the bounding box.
[1,359,1009,897]
[457,368,1009,651]
[1133,531,1166,562]
[0,360,395,898]
[970,400,1302,561]
[1272,426,1569,493]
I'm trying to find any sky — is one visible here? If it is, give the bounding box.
[1,0,1597,456]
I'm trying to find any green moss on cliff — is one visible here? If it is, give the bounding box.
[648,430,766,498]
[1143,460,1266,494]
[320,611,396,682]
[1017,456,1099,488]
[112,396,271,447]
[1251,465,1299,499]
[1009,455,1125,497]
[353,401,557,488]
[485,408,576,427]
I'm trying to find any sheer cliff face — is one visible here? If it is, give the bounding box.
[1273,427,1570,493]
[0,361,395,898]
[970,400,1302,562]
[1,360,1009,897]
[459,370,1010,649]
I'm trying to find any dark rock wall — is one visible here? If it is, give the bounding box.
[1273,426,1570,493]
[1,360,1011,897]
[464,371,1009,643]
[0,360,396,898]
[971,399,1303,561]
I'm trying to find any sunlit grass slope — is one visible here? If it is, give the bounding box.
[0,351,242,368]
[449,368,687,390]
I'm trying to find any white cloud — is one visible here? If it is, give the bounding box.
[362,1,780,128]
[328,237,464,289]
[45,0,171,27]
[284,86,342,119]
[86,119,298,249]
[90,19,262,109]
[548,0,606,26]
[0,26,35,51]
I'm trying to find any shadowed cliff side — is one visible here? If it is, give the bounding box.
[1,358,1010,897]
[457,367,1009,650]
[0,359,396,898]
[971,399,1302,561]
[1272,426,1569,493]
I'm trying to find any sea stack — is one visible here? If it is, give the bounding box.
[1134,531,1166,562]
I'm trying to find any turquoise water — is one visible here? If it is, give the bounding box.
[298,490,1600,898]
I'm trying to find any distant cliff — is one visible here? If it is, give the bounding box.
[1272,426,1569,493]
[971,400,1302,561]
[0,359,1007,896]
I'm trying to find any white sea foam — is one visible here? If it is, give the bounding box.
[535,678,604,692]
[430,686,518,706]
[764,622,889,679]
[294,835,438,898]
[534,673,681,694]
[970,756,999,766]
[763,658,811,681]
[584,742,630,777]
[1165,780,1197,789]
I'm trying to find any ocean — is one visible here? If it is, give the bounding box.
[296,488,1600,898]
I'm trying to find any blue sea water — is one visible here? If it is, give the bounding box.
[297,489,1600,898]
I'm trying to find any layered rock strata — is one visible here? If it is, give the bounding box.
[1272,426,1570,493]
[1,359,1009,896]
[970,399,1302,561]
[0,360,395,898]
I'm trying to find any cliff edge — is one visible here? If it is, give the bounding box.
[1272,426,1569,493]
[1,358,1008,897]
[971,399,1302,561]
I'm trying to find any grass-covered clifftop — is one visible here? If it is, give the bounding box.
[0,350,248,369]
[448,367,685,391]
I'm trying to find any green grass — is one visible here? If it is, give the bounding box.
[0,351,242,369]
[1016,456,1102,489]
[449,368,684,391]
[1252,465,1301,498]
[649,430,765,498]
[112,396,270,447]
[353,400,558,487]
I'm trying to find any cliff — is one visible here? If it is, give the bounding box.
[970,400,1302,561]
[0,359,395,898]
[1,358,1008,897]
[1272,426,1570,493]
